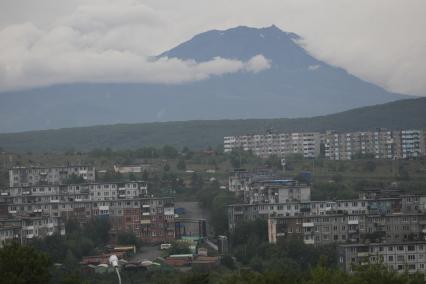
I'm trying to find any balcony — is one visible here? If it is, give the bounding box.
[302,222,314,227]
[348,220,359,225]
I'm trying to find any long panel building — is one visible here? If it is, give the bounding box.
[9,165,96,187]
[338,242,426,275]
[224,129,426,160]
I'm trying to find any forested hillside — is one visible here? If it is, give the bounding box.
[0,97,425,153]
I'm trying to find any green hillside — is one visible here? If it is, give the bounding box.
[0,97,425,153]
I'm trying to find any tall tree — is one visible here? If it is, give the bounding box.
[0,243,51,284]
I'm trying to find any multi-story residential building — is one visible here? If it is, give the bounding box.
[228,195,426,232]
[0,181,174,243]
[243,179,311,204]
[0,181,148,205]
[9,166,96,187]
[338,242,426,275]
[0,213,65,247]
[226,129,426,160]
[228,169,277,193]
[400,130,423,159]
[268,212,426,245]
[0,218,21,248]
[324,129,396,160]
[224,132,321,159]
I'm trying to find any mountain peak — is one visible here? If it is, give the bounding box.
[160,25,316,67]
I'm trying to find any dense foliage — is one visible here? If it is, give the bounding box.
[0,243,51,284]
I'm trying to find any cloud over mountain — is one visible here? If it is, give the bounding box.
[0,0,425,95]
[0,4,270,92]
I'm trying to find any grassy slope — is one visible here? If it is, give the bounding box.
[0,97,425,153]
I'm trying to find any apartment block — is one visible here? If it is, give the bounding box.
[228,194,426,232]
[225,129,426,160]
[0,180,175,243]
[228,169,277,193]
[9,166,96,187]
[268,212,426,245]
[0,181,148,205]
[224,132,321,158]
[338,242,426,275]
[0,213,65,247]
[243,179,311,204]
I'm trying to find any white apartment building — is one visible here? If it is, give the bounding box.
[225,129,426,160]
[0,182,148,205]
[9,166,96,187]
[224,132,321,158]
[338,242,426,275]
[400,130,423,159]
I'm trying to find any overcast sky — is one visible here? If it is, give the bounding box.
[0,0,425,96]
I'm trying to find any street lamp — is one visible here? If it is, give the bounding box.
[109,255,122,284]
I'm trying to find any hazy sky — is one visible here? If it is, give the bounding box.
[0,0,425,96]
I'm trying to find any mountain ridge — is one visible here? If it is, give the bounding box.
[0,96,425,153]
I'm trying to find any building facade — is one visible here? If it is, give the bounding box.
[268,212,426,245]
[243,179,311,204]
[228,195,426,232]
[0,213,65,247]
[9,166,96,187]
[338,242,426,275]
[0,181,175,243]
[225,129,426,160]
[224,132,321,159]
